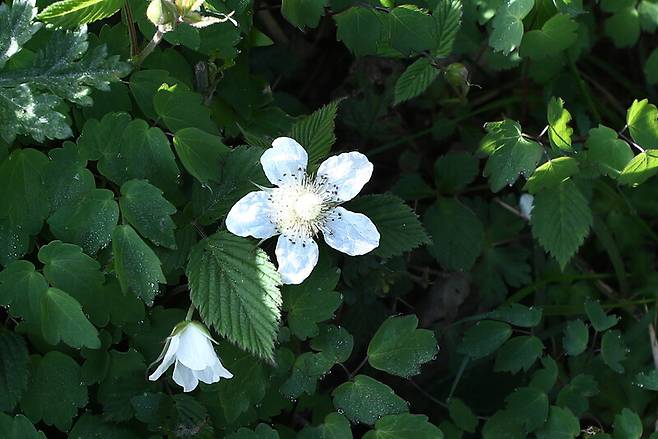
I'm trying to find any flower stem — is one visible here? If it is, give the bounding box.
[132,28,165,67]
[185,303,195,321]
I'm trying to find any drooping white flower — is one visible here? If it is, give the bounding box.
[519,193,534,220]
[226,137,380,284]
[149,321,233,392]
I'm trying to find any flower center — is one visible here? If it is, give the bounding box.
[294,192,323,222]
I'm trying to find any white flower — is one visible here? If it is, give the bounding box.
[226,137,380,284]
[519,193,534,220]
[148,321,233,392]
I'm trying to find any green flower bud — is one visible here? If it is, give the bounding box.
[147,0,178,27]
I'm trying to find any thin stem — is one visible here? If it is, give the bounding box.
[185,303,195,321]
[132,28,165,66]
[349,356,369,378]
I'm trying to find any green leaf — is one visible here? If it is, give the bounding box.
[626,99,658,148]
[618,149,658,186]
[154,83,218,135]
[38,0,124,28]
[530,356,558,393]
[489,0,535,54]
[112,225,166,305]
[44,143,95,211]
[363,414,443,439]
[482,410,525,439]
[228,424,279,439]
[334,7,386,56]
[535,406,579,439]
[77,111,131,162]
[432,0,463,58]
[69,413,140,439]
[48,188,119,255]
[613,408,642,439]
[524,157,579,193]
[556,374,599,417]
[38,240,108,326]
[393,58,439,106]
[0,261,47,323]
[283,255,341,340]
[348,194,430,259]
[434,152,479,193]
[530,179,592,269]
[448,398,477,433]
[367,315,438,378]
[601,329,627,373]
[96,349,147,421]
[494,336,543,373]
[0,414,46,439]
[388,6,438,55]
[173,128,229,184]
[424,198,484,270]
[505,387,549,432]
[299,412,353,439]
[187,231,282,361]
[487,303,542,327]
[21,351,88,431]
[546,97,574,150]
[584,300,618,331]
[0,0,41,69]
[586,125,634,177]
[40,287,101,349]
[645,47,658,84]
[563,319,588,356]
[519,14,578,60]
[604,7,640,48]
[281,0,326,28]
[290,99,343,168]
[120,180,177,249]
[458,320,512,359]
[480,119,543,192]
[332,375,408,425]
[0,330,29,412]
[634,370,658,390]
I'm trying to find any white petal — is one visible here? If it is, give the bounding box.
[275,234,319,284]
[175,324,218,370]
[261,137,308,186]
[173,361,199,392]
[148,336,180,381]
[519,193,534,220]
[193,365,220,385]
[323,207,379,256]
[213,358,234,379]
[225,191,278,239]
[316,152,373,202]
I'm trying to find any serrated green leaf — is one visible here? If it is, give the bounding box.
[299,412,353,439]
[494,336,543,373]
[48,188,119,255]
[0,0,41,69]
[388,6,438,55]
[530,356,558,392]
[618,149,658,186]
[334,7,386,56]
[546,97,573,150]
[586,125,634,177]
[363,414,443,439]
[530,179,592,269]
[520,14,578,60]
[228,423,279,439]
[432,0,462,58]
[563,319,588,356]
[393,58,439,105]
[154,83,218,134]
[290,100,343,167]
[627,99,658,148]
[480,119,543,192]
[348,194,430,259]
[605,7,640,48]
[283,255,341,340]
[505,387,549,432]
[120,180,177,249]
[187,231,282,361]
[281,0,326,28]
[487,303,542,327]
[0,330,29,412]
[489,0,535,54]
[112,225,165,305]
[634,370,658,390]
[38,0,124,28]
[474,246,532,300]
[40,287,100,349]
[601,329,627,373]
[535,406,579,439]
[332,375,408,425]
[482,410,525,439]
[367,315,438,378]
[458,320,512,359]
[424,198,483,270]
[584,299,618,331]
[44,143,95,212]
[434,151,479,193]
[0,414,46,439]
[39,240,108,327]
[0,261,47,324]
[556,374,599,417]
[613,408,642,439]
[448,398,477,433]
[21,351,88,431]
[173,127,229,184]
[69,413,140,439]
[524,157,579,193]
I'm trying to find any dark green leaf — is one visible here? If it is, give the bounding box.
[458,320,512,359]
[120,179,177,249]
[332,375,408,425]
